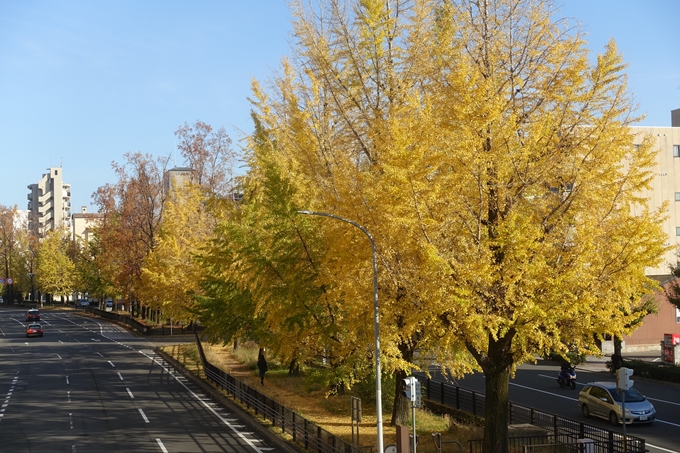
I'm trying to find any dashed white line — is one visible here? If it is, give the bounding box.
[66,376,69,385]
[126,388,134,399]
[138,408,149,423]
[96,352,103,357]
[108,361,115,368]
[155,439,168,453]
[117,372,124,381]
[67,391,71,403]
[69,413,74,429]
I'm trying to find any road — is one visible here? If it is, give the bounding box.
[432,360,680,453]
[0,307,279,453]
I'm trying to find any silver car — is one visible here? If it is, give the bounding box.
[578,382,655,425]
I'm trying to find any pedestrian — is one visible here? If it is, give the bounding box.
[257,349,268,386]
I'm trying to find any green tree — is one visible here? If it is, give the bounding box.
[246,0,668,450]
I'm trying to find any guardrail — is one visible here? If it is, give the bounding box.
[84,306,197,336]
[194,336,367,453]
[419,375,646,453]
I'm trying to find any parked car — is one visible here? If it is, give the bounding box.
[578,382,656,425]
[26,309,40,322]
[26,323,43,338]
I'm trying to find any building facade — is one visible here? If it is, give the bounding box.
[621,111,680,350]
[72,206,104,243]
[27,167,71,237]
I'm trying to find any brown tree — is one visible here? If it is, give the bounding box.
[93,152,170,315]
[175,121,237,197]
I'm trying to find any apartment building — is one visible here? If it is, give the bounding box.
[27,167,71,237]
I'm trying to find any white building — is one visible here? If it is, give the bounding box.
[27,167,71,237]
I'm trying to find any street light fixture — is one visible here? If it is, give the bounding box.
[297,210,383,453]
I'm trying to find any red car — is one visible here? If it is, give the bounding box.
[25,309,40,322]
[26,323,43,338]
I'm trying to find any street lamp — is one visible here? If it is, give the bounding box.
[297,210,383,453]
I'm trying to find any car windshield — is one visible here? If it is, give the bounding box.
[610,388,646,403]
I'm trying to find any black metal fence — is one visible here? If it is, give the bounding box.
[420,375,646,453]
[194,336,367,453]
[468,435,621,453]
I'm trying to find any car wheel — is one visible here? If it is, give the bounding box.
[609,411,619,425]
[581,404,590,418]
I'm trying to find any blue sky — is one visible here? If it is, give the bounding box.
[1,1,679,213]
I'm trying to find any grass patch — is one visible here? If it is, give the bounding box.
[163,341,483,452]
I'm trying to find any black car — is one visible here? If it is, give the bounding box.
[26,309,40,322]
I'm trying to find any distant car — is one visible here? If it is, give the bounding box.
[578,382,656,425]
[26,323,43,338]
[79,300,89,307]
[0,296,4,303]
[26,309,40,322]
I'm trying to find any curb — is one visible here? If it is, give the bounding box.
[155,347,305,453]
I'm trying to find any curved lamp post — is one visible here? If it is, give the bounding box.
[297,210,383,453]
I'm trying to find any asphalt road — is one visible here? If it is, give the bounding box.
[432,360,680,453]
[0,307,278,453]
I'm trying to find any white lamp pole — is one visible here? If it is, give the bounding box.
[297,210,383,453]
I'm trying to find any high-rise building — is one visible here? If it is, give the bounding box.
[27,167,71,237]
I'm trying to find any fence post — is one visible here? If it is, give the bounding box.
[456,386,460,409]
[304,419,308,449]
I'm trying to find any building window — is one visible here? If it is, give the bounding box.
[676,193,680,201]
[674,145,680,157]
[676,227,680,236]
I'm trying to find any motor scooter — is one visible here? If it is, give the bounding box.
[557,366,577,389]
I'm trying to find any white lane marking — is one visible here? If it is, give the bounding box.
[66,376,69,385]
[67,391,71,403]
[117,372,124,381]
[56,354,62,360]
[59,340,63,344]
[108,361,115,368]
[69,413,73,429]
[126,388,134,399]
[511,381,579,401]
[72,445,77,453]
[648,444,680,453]
[139,350,267,453]
[96,352,103,357]
[156,439,168,453]
[138,408,149,423]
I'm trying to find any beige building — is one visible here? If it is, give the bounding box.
[27,167,71,237]
[72,206,104,243]
[631,111,680,277]
[621,110,680,351]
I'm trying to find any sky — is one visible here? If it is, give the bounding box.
[1,1,679,213]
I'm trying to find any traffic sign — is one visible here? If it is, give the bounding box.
[6,278,13,284]
[0,278,4,284]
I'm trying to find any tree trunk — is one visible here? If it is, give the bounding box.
[391,368,410,426]
[482,365,511,453]
[614,336,623,356]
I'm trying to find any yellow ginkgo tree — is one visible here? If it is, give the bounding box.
[245,0,669,450]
